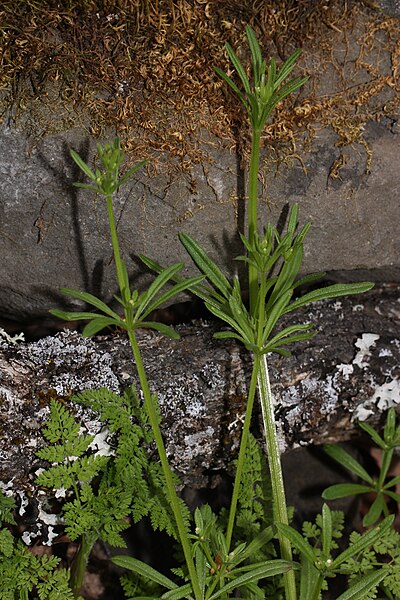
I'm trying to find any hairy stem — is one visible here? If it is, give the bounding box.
[106,195,128,301]
[107,193,202,599]
[128,331,202,600]
[248,128,261,316]
[225,354,260,551]
[258,353,296,600]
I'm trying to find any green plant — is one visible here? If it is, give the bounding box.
[51,138,206,598]
[34,387,182,598]
[277,504,396,600]
[322,408,400,527]
[55,135,297,599]
[0,491,78,600]
[215,25,309,315]
[27,25,395,600]
[173,25,374,600]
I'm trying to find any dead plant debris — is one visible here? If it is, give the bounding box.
[0,0,399,175]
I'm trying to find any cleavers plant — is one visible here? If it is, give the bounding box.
[28,24,398,600]
[323,407,400,527]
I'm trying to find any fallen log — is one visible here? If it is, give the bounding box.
[0,284,399,543]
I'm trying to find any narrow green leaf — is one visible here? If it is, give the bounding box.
[266,323,314,348]
[206,303,254,345]
[293,271,326,290]
[331,516,394,569]
[275,523,316,563]
[225,41,252,96]
[271,76,308,108]
[111,555,177,590]
[140,321,180,339]
[286,204,299,240]
[384,407,396,441]
[384,474,400,489]
[265,330,316,353]
[384,490,400,502]
[299,555,320,600]
[59,288,121,320]
[363,494,385,527]
[117,159,147,188]
[265,346,291,357]
[262,290,292,343]
[161,583,194,600]
[295,221,312,246]
[266,244,303,312]
[213,331,246,343]
[335,569,387,600]
[323,445,374,484]
[139,253,221,306]
[195,545,206,598]
[379,449,394,483]
[119,260,131,304]
[322,503,333,559]
[238,527,274,562]
[70,149,96,181]
[179,233,232,297]
[322,483,372,500]
[135,263,184,320]
[139,275,204,320]
[49,309,102,322]
[82,316,124,337]
[214,67,250,113]
[283,282,374,314]
[246,25,263,84]
[72,183,100,193]
[139,254,164,275]
[274,49,302,88]
[266,57,276,98]
[208,560,295,599]
[358,421,386,449]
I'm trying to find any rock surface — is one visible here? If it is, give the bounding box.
[1,285,399,485]
[1,284,399,544]
[0,119,399,321]
[0,2,399,319]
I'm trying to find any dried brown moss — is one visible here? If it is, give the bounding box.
[0,0,399,173]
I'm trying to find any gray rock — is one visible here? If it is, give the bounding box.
[1,1,399,321]
[0,117,399,320]
[1,285,399,544]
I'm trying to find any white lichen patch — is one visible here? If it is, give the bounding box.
[336,363,354,380]
[16,490,29,516]
[371,380,400,411]
[157,373,207,418]
[352,304,364,313]
[0,328,25,345]
[18,331,120,395]
[353,333,380,369]
[379,348,393,358]
[353,405,375,421]
[88,429,114,457]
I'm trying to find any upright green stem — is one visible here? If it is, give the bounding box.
[248,128,261,316]
[225,354,260,551]
[257,353,297,600]
[128,331,201,600]
[106,195,128,299]
[70,532,97,598]
[107,194,202,600]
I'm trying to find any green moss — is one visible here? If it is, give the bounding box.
[0,0,399,174]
